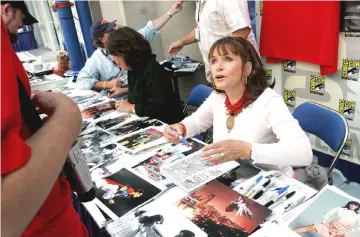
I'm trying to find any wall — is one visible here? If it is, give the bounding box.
[255,1,360,164]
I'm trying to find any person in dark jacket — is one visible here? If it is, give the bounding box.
[106,26,184,124]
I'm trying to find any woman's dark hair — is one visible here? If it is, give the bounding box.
[208,37,268,107]
[106,26,152,69]
[343,201,360,213]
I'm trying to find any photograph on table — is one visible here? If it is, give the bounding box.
[66,89,108,109]
[108,117,163,138]
[249,223,300,237]
[288,185,360,237]
[176,180,272,237]
[217,160,262,188]
[94,168,162,220]
[77,127,115,149]
[116,127,165,154]
[132,139,205,187]
[161,150,239,193]
[95,113,134,130]
[106,199,207,237]
[82,141,124,171]
[81,101,116,119]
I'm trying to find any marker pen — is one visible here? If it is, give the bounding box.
[263,186,289,207]
[247,179,271,198]
[284,195,307,212]
[252,181,276,200]
[268,191,296,209]
[237,175,263,195]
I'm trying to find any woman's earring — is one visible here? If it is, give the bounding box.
[245,77,248,85]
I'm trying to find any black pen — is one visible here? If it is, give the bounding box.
[268,191,296,209]
[247,179,271,198]
[252,180,276,200]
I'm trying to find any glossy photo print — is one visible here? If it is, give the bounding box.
[289,185,360,237]
[94,168,162,219]
[176,180,272,237]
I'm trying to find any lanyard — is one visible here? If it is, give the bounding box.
[196,0,202,23]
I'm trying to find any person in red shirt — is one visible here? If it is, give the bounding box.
[1,1,88,237]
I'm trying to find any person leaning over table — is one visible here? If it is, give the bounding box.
[75,0,184,98]
[164,37,313,177]
[105,27,185,124]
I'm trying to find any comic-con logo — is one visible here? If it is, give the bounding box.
[341,59,360,81]
[341,139,352,156]
[283,89,296,107]
[310,75,325,95]
[345,32,360,37]
[283,61,296,73]
[338,99,356,121]
[264,69,275,88]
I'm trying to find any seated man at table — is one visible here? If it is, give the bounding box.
[106,27,184,124]
[75,0,183,99]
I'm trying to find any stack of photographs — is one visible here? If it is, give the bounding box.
[95,113,135,130]
[176,180,272,237]
[93,168,163,220]
[116,127,166,154]
[161,151,239,193]
[132,139,205,187]
[81,101,116,119]
[108,117,163,138]
[65,89,109,110]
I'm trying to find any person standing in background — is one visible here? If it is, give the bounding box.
[168,0,258,81]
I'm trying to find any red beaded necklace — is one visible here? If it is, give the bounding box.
[225,93,249,132]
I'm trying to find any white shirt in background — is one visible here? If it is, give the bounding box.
[181,88,313,175]
[195,0,259,80]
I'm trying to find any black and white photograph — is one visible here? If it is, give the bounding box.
[116,127,165,154]
[108,118,163,137]
[94,168,162,219]
[95,113,133,130]
[82,142,123,171]
[77,127,115,149]
[106,201,207,237]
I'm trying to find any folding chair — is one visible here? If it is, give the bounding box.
[183,85,213,142]
[292,102,349,177]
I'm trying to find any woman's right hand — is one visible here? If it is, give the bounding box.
[164,123,184,144]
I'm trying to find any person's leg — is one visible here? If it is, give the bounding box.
[292,224,317,233]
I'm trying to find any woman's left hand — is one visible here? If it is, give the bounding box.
[115,100,134,113]
[201,139,252,165]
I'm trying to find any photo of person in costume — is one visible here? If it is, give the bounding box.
[94,168,161,218]
[292,201,360,237]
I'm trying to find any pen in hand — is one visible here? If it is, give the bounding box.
[170,127,191,147]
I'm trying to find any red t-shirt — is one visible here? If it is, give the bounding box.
[259,1,340,76]
[1,19,88,237]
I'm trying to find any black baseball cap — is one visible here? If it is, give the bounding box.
[1,1,38,25]
[91,19,117,41]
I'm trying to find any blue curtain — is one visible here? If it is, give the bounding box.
[248,0,257,40]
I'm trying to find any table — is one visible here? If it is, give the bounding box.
[12,31,38,52]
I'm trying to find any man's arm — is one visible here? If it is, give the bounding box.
[232,28,251,39]
[1,92,82,237]
[168,28,196,55]
[151,0,183,30]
